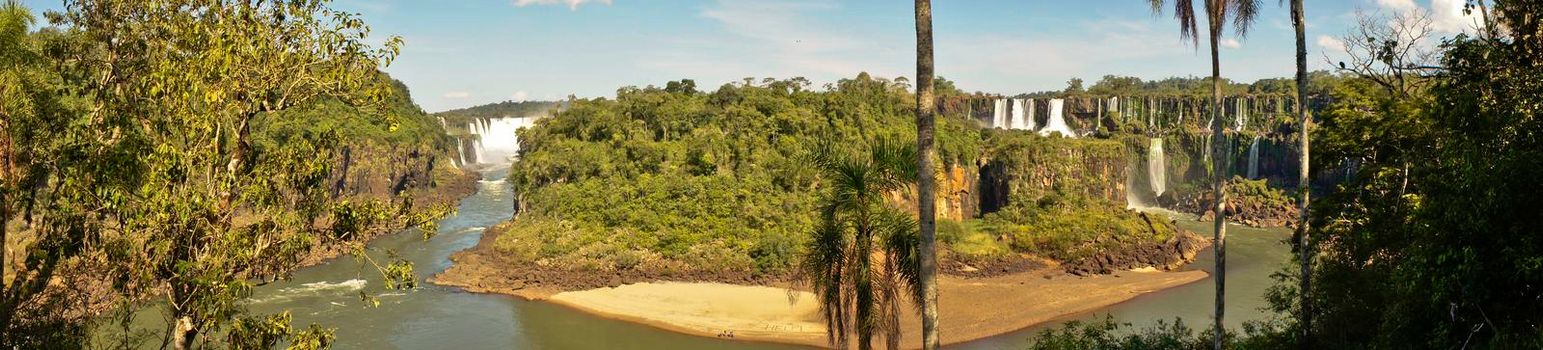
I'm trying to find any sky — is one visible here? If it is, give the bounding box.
[22,0,1486,113]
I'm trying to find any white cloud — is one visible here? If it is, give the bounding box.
[1376,0,1419,12]
[1220,38,1242,49]
[512,0,612,11]
[1430,0,1483,33]
[1316,35,1347,52]
[650,0,904,81]
[511,91,529,101]
[444,91,471,99]
[1373,0,1484,34]
[935,18,1206,94]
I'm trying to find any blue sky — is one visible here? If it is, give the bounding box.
[22,0,1484,112]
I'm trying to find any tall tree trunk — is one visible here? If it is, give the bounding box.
[1208,16,1229,350]
[913,1,941,349]
[1290,0,1313,347]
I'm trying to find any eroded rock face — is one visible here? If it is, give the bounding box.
[890,164,980,222]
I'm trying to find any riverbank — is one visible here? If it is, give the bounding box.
[432,222,1213,348]
[547,268,1208,348]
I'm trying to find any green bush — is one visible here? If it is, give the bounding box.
[937,219,1009,261]
[980,193,1175,262]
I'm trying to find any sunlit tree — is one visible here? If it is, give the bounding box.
[1147,0,1260,348]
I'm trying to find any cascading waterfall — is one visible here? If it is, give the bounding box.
[992,99,1008,129]
[456,138,467,166]
[1175,100,1184,128]
[1010,99,1028,130]
[1247,135,1261,179]
[1108,97,1119,120]
[464,116,541,165]
[1039,99,1076,138]
[1027,98,1038,130]
[1149,100,1157,128]
[1235,97,1248,131]
[1149,137,1167,197]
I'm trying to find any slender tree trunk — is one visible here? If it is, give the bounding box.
[173,315,197,350]
[1208,18,1229,350]
[1290,0,1313,348]
[913,1,941,349]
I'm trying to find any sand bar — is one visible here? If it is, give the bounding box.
[544,268,1208,348]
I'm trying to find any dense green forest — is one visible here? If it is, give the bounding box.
[1,1,466,348]
[2,0,1540,349]
[435,100,561,122]
[498,75,977,274]
[492,73,1206,278]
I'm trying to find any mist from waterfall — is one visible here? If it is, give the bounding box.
[1039,99,1076,138]
[464,117,540,165]
[1149,137,1167,197]
[1247,136,1261,179]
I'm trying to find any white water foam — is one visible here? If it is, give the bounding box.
[465,116,541,165]
[1039,99,1077,138]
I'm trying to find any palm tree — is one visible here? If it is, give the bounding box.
[912,0,941,349]
[1147,1,1259,348]
[799,137,924,350]
[1286,0,1313,347]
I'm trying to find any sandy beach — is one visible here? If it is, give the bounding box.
[431,219,1214,348]
[540,267,1208,348]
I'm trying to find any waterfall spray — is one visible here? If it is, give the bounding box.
[464,117,541,165]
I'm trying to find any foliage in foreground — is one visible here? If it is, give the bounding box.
[2,1,454,348]
[797,137,923,350]
[1026,315,1294,350]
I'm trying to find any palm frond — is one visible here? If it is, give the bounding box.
[1230,0,1262,38]
[852,230,878,348]
[878,207,925,312]
[798,210,850,347]
[870,135,919,185]
[1150,0,1200,47]
[800,134,928,349]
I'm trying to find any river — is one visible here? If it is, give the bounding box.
[240,168,1291,349]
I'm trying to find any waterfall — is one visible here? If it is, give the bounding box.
[1039,99,1076,138]
[1149,100,1156,128]
[1027,98,1038,130]
[1247,136,1261,179]
[1236,98,1248,131]
[1149,138,1167,197]
[992,99,1008,129]
[465,116,541,164]
[1175,100,1184,128]
[1010,99,1028,130]
[456,137,468,166]
[1108,97,1119,119]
